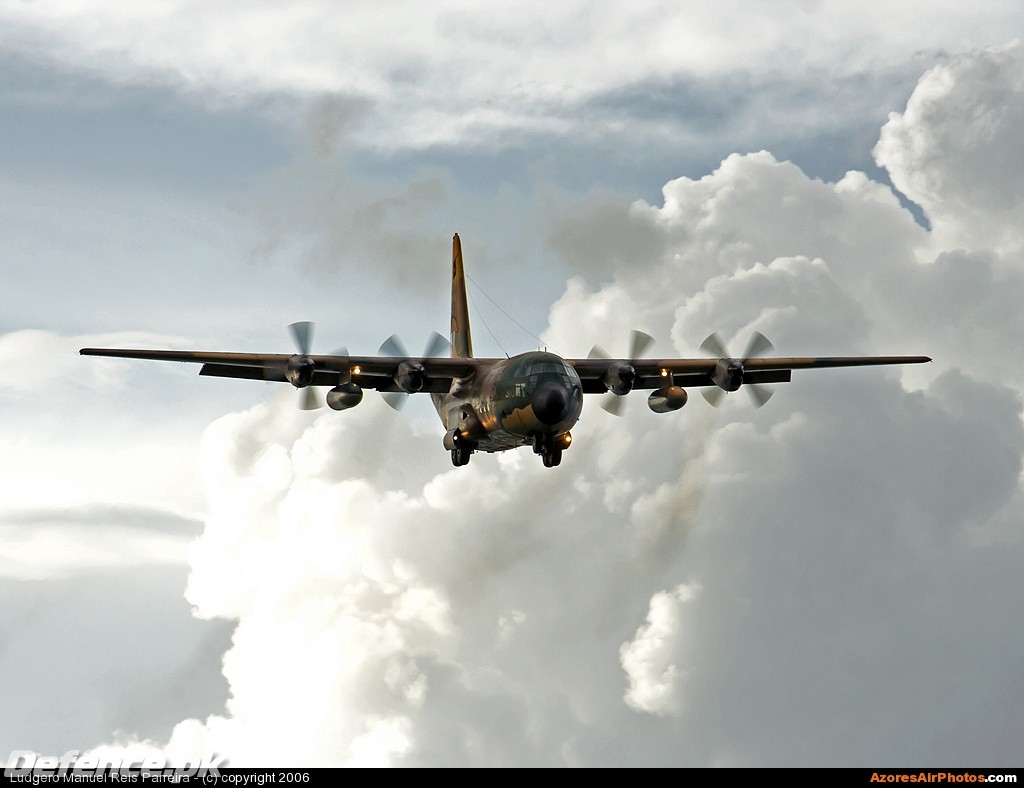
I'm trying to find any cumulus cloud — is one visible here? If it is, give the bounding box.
[876,41,1024,254]
[620,583,697,716]
[125,43,1024,767]
[169,394,705,765]
[25,41,1022,767]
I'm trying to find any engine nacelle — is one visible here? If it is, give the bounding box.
[648,385,688,413]
[711,359,744,392]
[286,354,315,388]
[394,360,426,393]
[602,361,636,396]
[326,382,363,411]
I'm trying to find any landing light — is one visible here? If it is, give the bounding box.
[352,366,361,375]
[661,369,669,377]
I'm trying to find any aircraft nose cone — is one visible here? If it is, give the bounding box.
[532,382,570,426]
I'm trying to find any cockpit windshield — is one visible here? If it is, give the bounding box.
[514,355,580,393]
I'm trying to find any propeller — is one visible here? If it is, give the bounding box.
[270,321,350,411]
[286,321,322,411]
[588,329,655,416]
[699,330,775,408]
[289,321,313,357]
[378,331,451,411]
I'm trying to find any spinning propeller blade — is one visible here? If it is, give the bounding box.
[588,330,654,416]
[378,332,451,411]
[700,330,775,408]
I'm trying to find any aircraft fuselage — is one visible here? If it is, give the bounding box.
[433,351,582,460]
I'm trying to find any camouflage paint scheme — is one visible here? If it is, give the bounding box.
[81,234,931,468]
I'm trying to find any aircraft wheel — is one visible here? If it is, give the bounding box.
[458,445,472,466]
[542,453,552,467]
[451,448,463,467]
[549,448,562,467]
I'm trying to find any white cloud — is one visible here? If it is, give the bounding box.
[0,512,195,581]
[620,583,697,716]
[876,41,1024,254]
[0,329,188,395]
[132,43,1024,766]
[0,330,210,516]
[6,14,1024,767]
[0,326,238,754]
[161,391,710,765]
[2,3,1021,147]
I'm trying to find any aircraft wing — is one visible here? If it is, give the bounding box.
[78,348,479,394]
[569,355,932,393]
[80,346,931,396]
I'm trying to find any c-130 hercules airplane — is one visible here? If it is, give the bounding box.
[82,235,930,468]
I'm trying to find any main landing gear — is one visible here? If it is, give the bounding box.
[533,432,570,468]
[451,443,473,467]
[444,429,476,467]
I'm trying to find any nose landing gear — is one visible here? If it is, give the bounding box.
[533,432,570,468]
[451,443,473,467]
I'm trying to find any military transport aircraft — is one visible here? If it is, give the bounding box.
[81,234,930,468]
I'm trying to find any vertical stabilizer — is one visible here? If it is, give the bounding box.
[450,233,473,358]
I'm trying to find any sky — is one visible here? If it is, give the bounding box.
[1,1,1023,768]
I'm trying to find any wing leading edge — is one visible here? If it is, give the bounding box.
[78,347,479,393]
[568,354,931,393]
[80,347,930,394]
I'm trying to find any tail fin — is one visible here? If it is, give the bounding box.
[450,233,473,358]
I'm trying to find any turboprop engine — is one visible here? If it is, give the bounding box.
[601,361,636,396]
[394,360,426,393]
[285,354,315,388]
